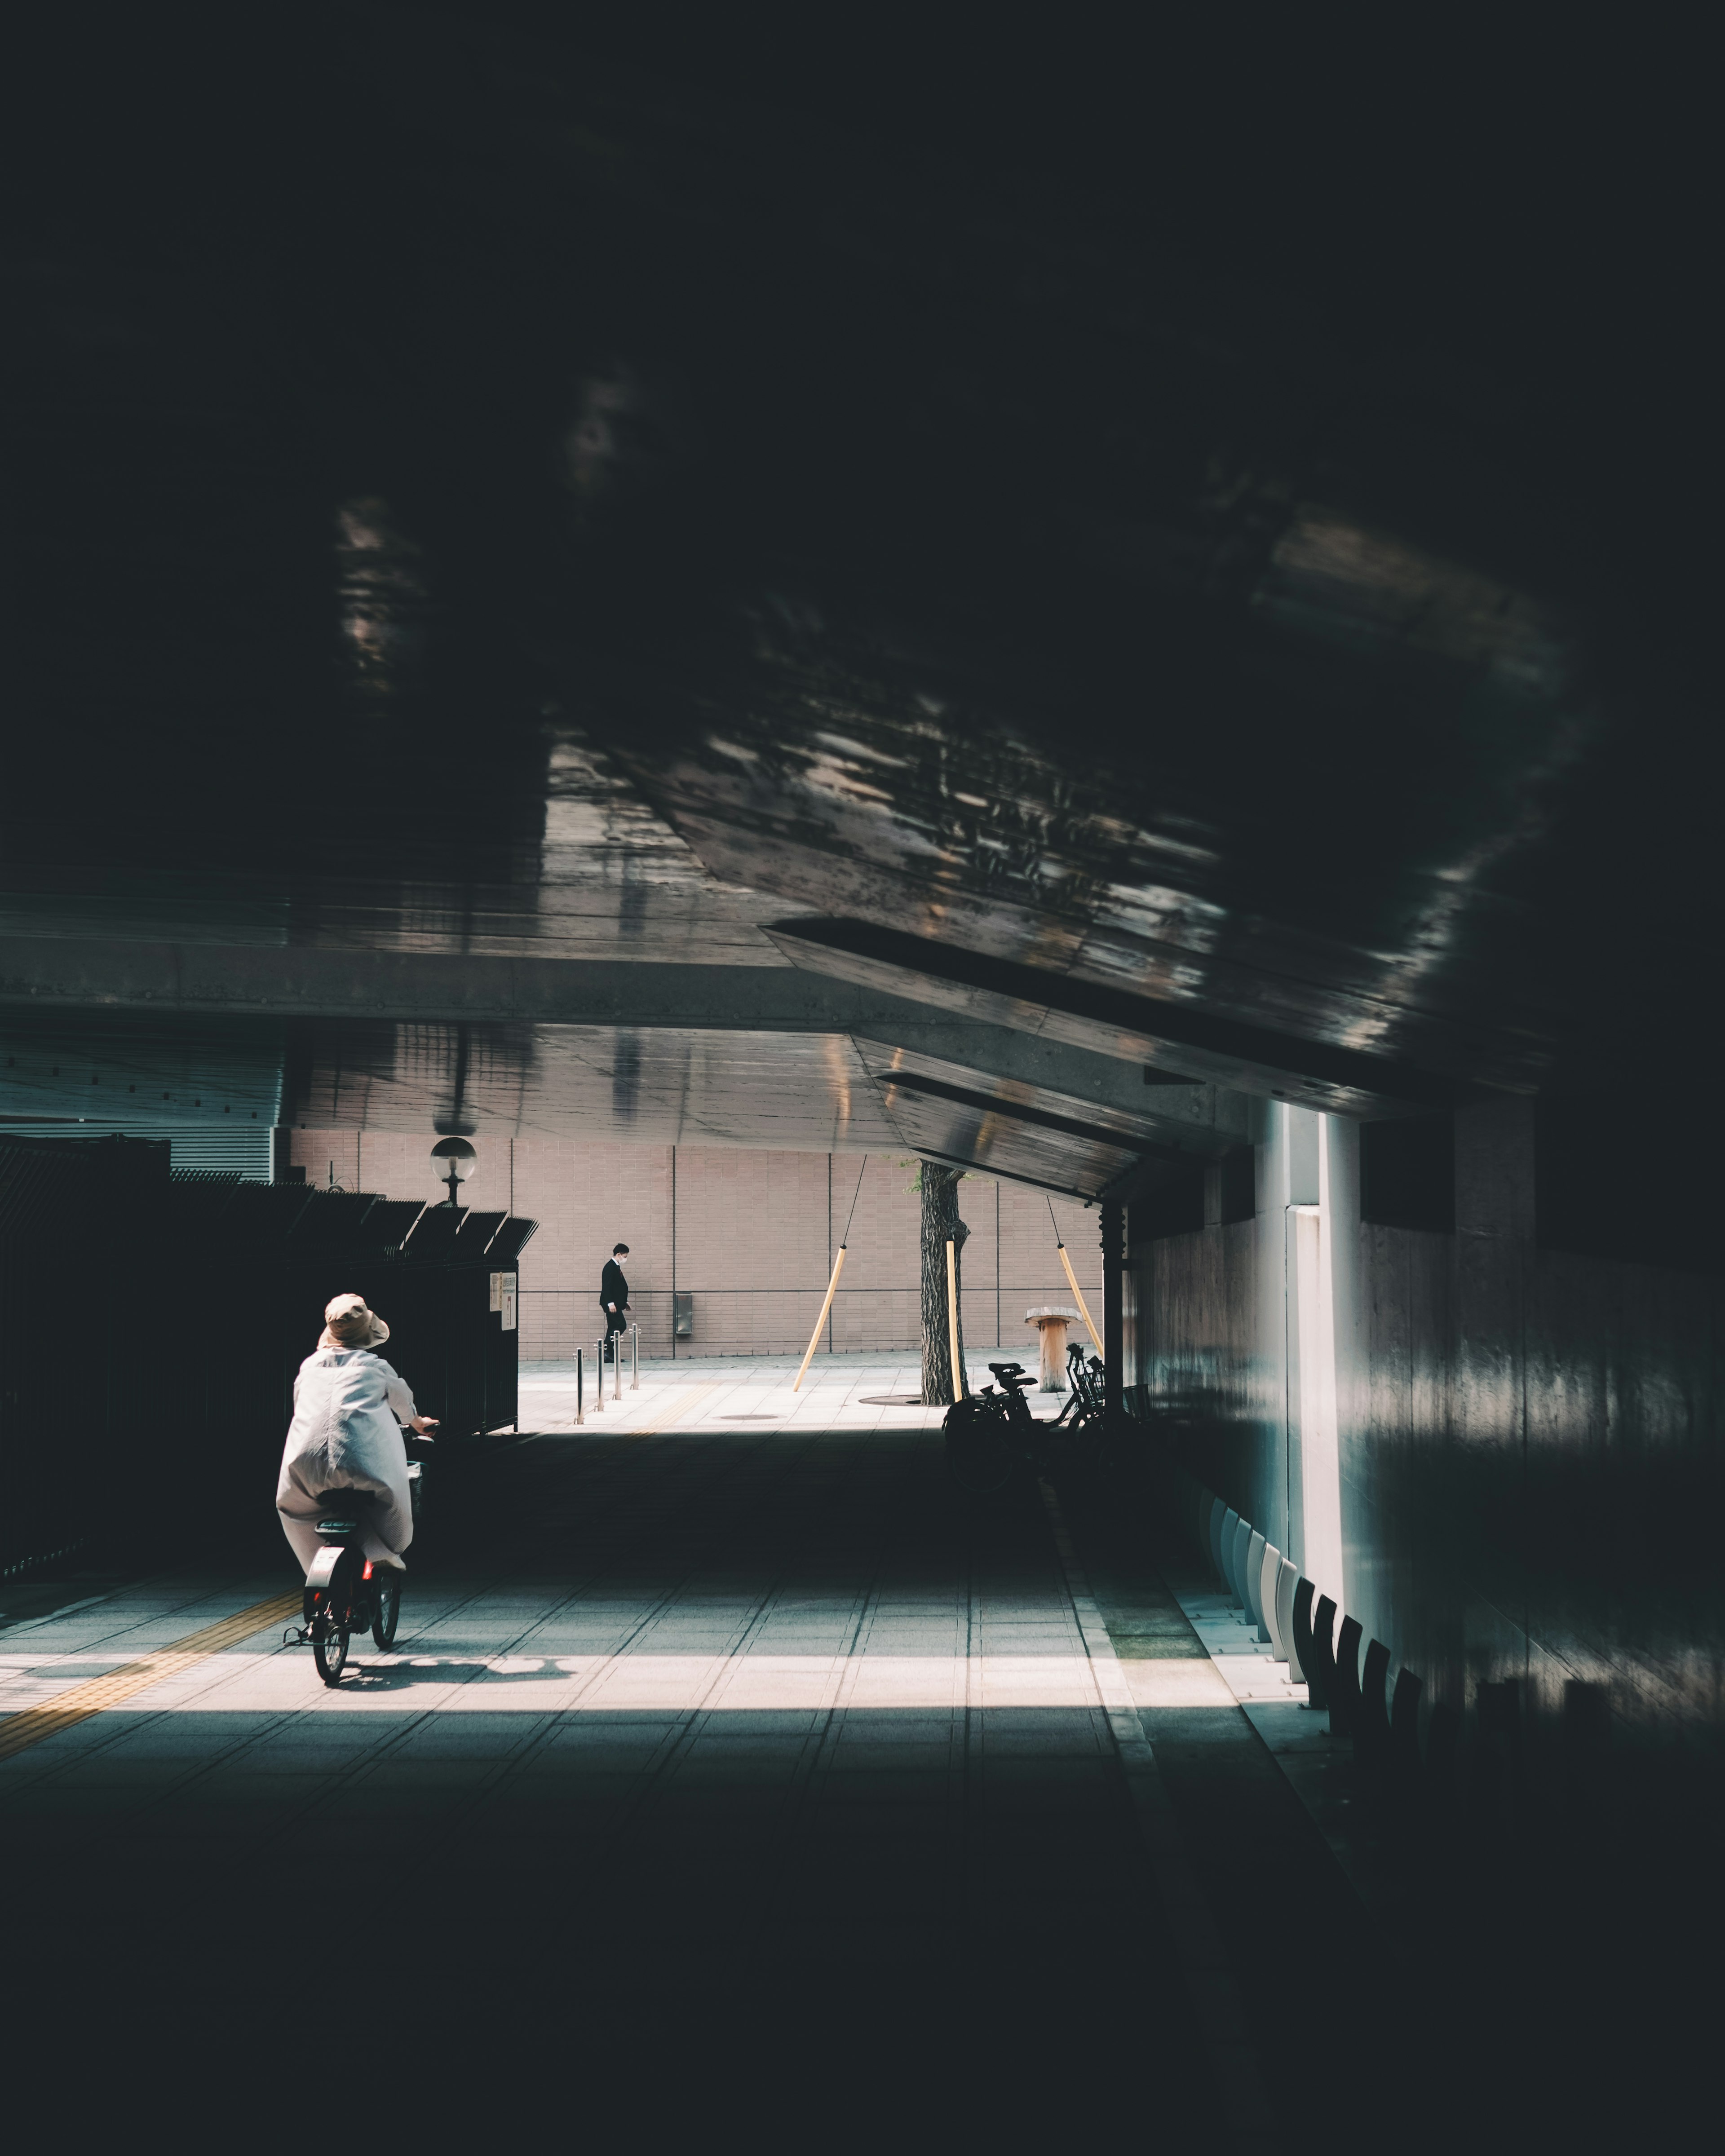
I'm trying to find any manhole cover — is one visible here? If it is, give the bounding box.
[856,1394,927,1406]
[720,1413,780,1420]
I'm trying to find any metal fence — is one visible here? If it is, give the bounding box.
[0,1133,537,1581]
[519,1286,1027,1361]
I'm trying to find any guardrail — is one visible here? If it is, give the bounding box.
[518,1287,1073,1360]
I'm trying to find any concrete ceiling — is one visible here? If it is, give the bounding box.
[2,13,1716,1193]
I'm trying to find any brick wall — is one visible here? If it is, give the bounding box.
[287,1134,1105,1361]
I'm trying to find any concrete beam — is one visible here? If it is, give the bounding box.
[0,937,1252,1152]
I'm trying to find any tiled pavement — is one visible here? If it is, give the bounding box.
[0,1359,1401,2141]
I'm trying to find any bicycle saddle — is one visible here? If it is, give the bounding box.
[314,1489,370,1529]
[987,1362,1034,1389]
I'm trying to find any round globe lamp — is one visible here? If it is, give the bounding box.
[431,1136,478,1208]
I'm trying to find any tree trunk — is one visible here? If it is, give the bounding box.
[919,1163,970,1406]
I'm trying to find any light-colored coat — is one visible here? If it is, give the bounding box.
[276,1347,416,1574]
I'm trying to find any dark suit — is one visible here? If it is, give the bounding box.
[600,1258,630,1355]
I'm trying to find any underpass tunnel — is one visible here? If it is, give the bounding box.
[2,13,1719,2147]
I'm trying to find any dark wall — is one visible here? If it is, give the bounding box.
[0,1136,168,1579]
[1342,1218,1723,1779]
[1132,1101,1724,1858]
[0,1136,534,1578]
[1131,1216,1268,1531]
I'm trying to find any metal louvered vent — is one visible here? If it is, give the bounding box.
[0,1122,272,1179]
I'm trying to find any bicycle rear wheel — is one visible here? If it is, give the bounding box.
[314,1627,349,1684]
[371,1575,401,1651]
[944,1398,1017,1495]
[1060,1409,1133,1502]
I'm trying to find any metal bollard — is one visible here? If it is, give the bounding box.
[592,1337,605,1411]
[575,1346,584,1426]
[630,1323,640,1391]
[613,1330,623,1401]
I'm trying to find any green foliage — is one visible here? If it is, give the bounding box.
[898,1154,982,1196]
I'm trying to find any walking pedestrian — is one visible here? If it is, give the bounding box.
[601,1242,631,1362]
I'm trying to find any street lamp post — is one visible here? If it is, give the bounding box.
[431,1136,477,1208]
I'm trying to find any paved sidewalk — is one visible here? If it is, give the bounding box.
[517,1348,1055,1429]
[0,1362,1377,2142]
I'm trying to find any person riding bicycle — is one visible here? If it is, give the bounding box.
[276,1293,437,1577]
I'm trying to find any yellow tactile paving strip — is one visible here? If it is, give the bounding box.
[627,1378,725,1436]
[0,1590,302,1765]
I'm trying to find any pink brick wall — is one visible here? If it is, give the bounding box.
[288,1135,1105,1361]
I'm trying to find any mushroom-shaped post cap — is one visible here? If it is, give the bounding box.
[1024,1306,1079,1391]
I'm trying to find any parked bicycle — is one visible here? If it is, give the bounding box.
[943,1341,1119,1497]
[291,1441,430,1685]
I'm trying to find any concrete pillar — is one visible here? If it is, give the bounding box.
[1101,1199,1125,1412]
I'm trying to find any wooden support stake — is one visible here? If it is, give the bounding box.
[1057,1242,1103,1355]
[794,1244,848,1391]
[946,1238,964,1399]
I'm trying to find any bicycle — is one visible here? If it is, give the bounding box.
[943,1341,1118,1497]
[291,1443,429,1685]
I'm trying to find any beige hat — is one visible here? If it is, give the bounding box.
[319,1292,390,1350]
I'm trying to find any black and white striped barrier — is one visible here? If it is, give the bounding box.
[1163,1457,1452,1794]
